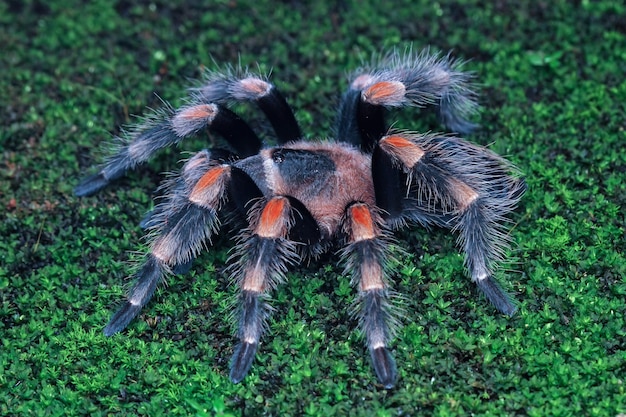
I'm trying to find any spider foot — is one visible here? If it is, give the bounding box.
[370,346,397,389]
[103,254,164,336]
[103,302,142,337]
[229,342,258,383]
[476,275,517,317]
[139,209,155,229]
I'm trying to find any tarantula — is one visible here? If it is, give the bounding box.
[75,49,525,388]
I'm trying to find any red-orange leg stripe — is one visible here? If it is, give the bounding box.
[239,78,271,96]
[379,135,425,168]
[256,197,289,238]
[193,166,227,193]
[349,204,376,242]
[189,165,229,207]
[381,135,413,148]
[363,81,406,105]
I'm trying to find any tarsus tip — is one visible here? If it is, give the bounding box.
[371,346,397,389]
[74,173,110,197]
[229,342,258,383]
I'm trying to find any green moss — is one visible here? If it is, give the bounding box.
[2,0,625,415]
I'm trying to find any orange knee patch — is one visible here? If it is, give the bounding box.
[172,104,218,137]
[349,204,377,241]
[363,81,406,105]
[195,166,227,190]
[379,135,425,168]
[256,197,289,238]
[189,165,229,207]
[178,104,217,120]
[238,77,271,97]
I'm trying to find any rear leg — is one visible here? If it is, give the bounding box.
[377,131,525,315]
[75,99,262,197]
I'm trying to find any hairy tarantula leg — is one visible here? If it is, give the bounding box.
[172,103,263,157]
[229,196,299,383]
[197,73,301,143]
[337,87,386,152]
[341,203,398,389]
[371,139,453,229]
[379,132,525,315]
[104,151,232,336]
[457,196,521,316]
[337,49,478,151]
[371,144,405,220]
[140,148,237,231]
[74,102,260,197]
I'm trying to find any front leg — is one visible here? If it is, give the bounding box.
[341,202,398,389]
[228,196,300,383]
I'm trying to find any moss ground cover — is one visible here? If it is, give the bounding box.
[1,0,625,415]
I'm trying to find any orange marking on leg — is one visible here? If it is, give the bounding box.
[194,166,227,192]
[363,81,406,105]
[257,197,289,238]
[349,204,376,241]
[380,135,425,168]
[178,104,217,120]
[189,165,229,207]
[360,260,384,292]
[450,179,479,210]
[242,264,266,292]
[382,135,414,148]
[172,104,218,136]
[239,77,271,96]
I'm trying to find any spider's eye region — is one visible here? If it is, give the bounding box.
[272,149,286,164]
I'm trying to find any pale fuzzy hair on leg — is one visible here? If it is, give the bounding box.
[346,46,479,134]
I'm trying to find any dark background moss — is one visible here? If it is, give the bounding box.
[1,0,625,415]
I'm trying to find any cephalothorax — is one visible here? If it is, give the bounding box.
[76,49,525,388]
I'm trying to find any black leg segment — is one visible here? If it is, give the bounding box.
[228,166,265,217]
[372,145,405,221]
[209,105,262,157]
[336,87,387,152]
[256,87,302,143]
[357,101,387,153]
[336,89,363,147]
[285,196,321,246]
[230,290,265,383]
